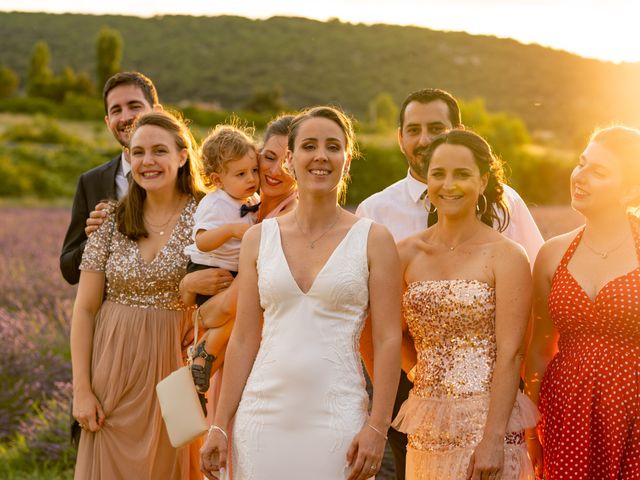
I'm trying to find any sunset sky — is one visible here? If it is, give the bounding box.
[0,0,637,63]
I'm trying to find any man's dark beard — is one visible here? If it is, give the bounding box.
[411,146,430,176]
[413,146,429,159]
[117,121,135,147]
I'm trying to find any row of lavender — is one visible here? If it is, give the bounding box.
[0,207,77,472]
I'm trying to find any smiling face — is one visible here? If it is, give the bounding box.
[426,143,488,220]
[399,100,453,182]
[213,150,260,201]
[129,124,187,195]
[571,140,626,216]
[287,117,351,197]
[104,84,155,148]
[259,134,295,199]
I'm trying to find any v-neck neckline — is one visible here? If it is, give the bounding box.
[274,218,363,295]
[563,216,640,303]
[136,198,189,266]
[566,267,640,304]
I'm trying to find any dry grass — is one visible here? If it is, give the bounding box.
[530,205,584,240]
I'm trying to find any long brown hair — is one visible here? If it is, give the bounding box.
[420,129,510,231]
[116,111,206,240]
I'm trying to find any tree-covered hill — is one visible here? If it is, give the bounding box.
[1,11,640,145]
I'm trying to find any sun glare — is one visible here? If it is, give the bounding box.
[1,0,639,63]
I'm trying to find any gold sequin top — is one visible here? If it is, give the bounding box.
[79,198,196,311]
[403,279,496,399]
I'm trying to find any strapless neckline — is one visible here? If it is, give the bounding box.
[406,278,494,291]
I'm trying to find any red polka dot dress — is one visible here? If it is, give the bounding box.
[539,215,640,480]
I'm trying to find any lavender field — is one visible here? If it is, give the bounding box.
[0,205,583,479]
[0,207,76,478]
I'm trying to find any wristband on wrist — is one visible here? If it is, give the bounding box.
[208,425,228,442]
[366,422,388,440]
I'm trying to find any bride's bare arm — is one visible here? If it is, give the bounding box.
[200,224,263,478]
[368,224,402,431]
[347,223,402,480]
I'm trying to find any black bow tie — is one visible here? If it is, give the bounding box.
[240,202,260,217]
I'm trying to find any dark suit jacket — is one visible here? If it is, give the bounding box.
[59,154,121,285]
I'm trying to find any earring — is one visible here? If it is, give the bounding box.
[476,193,488,215]
[284,162,297,180]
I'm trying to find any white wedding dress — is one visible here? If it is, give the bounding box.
[232,217,373,480]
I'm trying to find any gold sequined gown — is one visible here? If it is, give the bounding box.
[74,199,201,480]
[392,280,538,480]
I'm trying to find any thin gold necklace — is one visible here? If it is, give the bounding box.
[581,234,627,259]
[294,209,341,249]
[144,197,183,236]
[434,225,476,252]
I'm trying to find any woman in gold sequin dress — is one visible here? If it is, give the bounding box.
[392,130,538,480]
[70,111,206,479]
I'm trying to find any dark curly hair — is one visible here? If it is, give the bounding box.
[420,129,510,231]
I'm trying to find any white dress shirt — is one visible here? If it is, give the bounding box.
[184,189,260,270]
[115,154,131,200]
[355,170,544,264]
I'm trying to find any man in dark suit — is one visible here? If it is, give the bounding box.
[59,72,160,284]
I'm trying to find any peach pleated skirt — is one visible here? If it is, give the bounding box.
[74,301,203,480]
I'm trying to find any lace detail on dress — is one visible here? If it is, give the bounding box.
[232,218,373,480]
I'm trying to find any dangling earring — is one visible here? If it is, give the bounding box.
[283,161,297,180]
[476,193,488,215]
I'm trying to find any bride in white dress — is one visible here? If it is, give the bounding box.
[200,106,402,480]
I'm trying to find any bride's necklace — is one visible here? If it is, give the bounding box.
[581,234,627,259]
[294,209,341,249]
[144,198,183,236]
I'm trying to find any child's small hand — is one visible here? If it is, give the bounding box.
[230,223,251,239]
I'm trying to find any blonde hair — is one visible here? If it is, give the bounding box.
[201,122,257,189]
[591,125,640,186]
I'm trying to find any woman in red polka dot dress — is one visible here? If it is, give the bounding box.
[525,126,640,480]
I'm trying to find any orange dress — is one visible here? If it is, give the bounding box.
[539,215,640,479]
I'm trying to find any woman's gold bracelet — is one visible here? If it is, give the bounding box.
[208,425,228,442]
[366,422,388,440]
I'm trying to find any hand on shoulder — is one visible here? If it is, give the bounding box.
[84,201,117,236]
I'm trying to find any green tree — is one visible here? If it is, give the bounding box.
[460,98,530,159]
[96,27,123,90]
[243,86,287,114]
[26,41,52,98]
[0,66,19,98]
[369,92,398,132]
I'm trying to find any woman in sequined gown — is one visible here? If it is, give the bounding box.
[392,130,538,480]
[525,126,640,480]
[200,106,402,480]
[70,112,207,480]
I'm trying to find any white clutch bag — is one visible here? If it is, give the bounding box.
[156,312,208,448]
